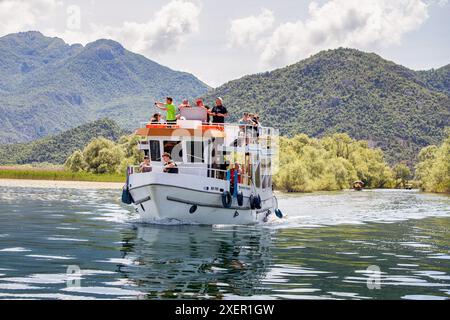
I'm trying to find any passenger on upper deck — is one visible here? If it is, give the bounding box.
[178,99,191,111]
[162,152,179,174]
[195,98,208,110]
[239,112,256,145]
[140,156,152,173]
[204,105,211,123]
[211,97,228,124]
[154,97,177,124]
[150,113,162,124]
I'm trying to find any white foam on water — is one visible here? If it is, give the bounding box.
[47,237,89,242]
[0,247,31,252]
[276,189,450,228]
[0,283,42,290]
[95,258,136,266]
[0,292,97,300]
[61,286,142,296]
[26,254,75,260]
[402,294,448,300]
[0,273,68,284]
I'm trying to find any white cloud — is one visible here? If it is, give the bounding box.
[0,0,62,35]
[234,0,430,68]
[229,8,275,47]
[46,0,202,56]
[101,0,202,55]
[1,0,201,57]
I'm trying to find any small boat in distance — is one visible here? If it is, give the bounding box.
[353,180,365,191]
[122,117,282,225]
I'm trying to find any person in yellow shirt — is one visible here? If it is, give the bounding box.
[155,97,177,123]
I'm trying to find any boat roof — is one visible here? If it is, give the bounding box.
[135,121,226,138]
[135,120,276,140]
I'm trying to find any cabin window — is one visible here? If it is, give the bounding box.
[149,140,161,161]
[164,140,183,162]
[187,141,204,163]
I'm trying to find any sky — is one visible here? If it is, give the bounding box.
[0,0,449,87]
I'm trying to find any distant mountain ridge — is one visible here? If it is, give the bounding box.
[0,31,210,143]
[203,48,450,165]
[0,119,126,164]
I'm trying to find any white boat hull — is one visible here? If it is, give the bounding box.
[128,173,275,225]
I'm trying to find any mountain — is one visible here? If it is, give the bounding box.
[0,31,210,144]
[417,64,450,97]
[0,119,126,165]
[203,48,450,165]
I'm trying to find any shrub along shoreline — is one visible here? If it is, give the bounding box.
[0,168,124,183]
[1,130,448,194]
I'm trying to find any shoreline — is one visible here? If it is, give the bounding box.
[0,178,124,190]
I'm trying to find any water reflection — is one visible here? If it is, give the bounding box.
[117,225,273,299]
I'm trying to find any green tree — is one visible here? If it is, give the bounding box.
[416,129,450,193]
[64,150,87,172]
[393,163,412,188]
[82,137,124,174]
[274,133,394,192]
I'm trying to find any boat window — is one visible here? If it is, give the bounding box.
[149,140,161,161]
[187,141,204,163]
[164,140,183,161]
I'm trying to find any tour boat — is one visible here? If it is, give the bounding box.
[122,109,282,225]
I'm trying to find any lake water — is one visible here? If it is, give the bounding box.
[0,187,449,300]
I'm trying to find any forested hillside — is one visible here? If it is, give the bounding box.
[203,48,450,165]
[0,119,126,164]
[0,31,210,143]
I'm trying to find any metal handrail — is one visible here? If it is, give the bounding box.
[127,165,252,181]
[139,121,273,131]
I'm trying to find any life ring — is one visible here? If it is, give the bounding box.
[237,191,244,206]
[222,191,232,208]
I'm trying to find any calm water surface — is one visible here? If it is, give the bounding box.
[0,187,449,300]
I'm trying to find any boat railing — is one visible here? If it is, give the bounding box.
[127,165,252,184]
[139,121,277,149]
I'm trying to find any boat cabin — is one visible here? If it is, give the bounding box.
[133,120,277,193]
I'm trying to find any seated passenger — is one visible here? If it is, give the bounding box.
[140,156,152,173]
[150,113,162,124]
[162,152,179,174]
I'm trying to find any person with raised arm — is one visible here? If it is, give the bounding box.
[154,97,177,124]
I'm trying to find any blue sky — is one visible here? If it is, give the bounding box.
[0,0,449,87]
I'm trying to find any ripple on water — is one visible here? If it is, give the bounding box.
[26,255,75,261]
[402,295,448,300]
[0,247,31,252]
[0,187,449,300]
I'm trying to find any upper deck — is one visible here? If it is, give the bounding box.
[135,120,278,154]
